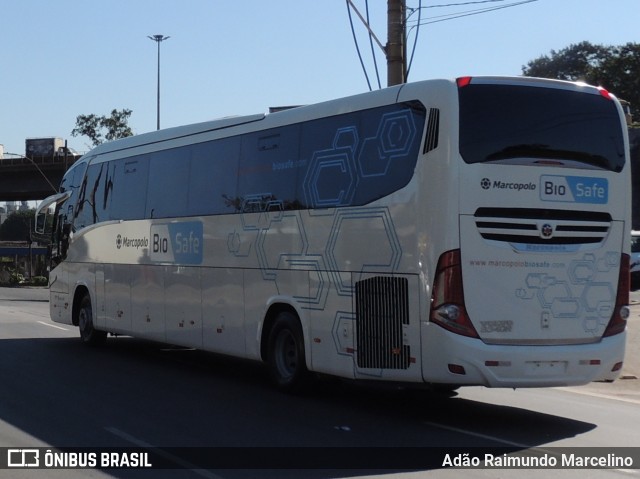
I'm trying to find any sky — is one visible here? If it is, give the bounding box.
[0,0,638,157]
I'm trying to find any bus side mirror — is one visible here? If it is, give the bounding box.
[35,191,71,235]
[35,210,48,235]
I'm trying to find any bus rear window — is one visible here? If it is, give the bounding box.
[458,84,625,172]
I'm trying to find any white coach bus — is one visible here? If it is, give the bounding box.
[37,76,630,391]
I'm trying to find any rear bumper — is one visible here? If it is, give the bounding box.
[421,321,626,387]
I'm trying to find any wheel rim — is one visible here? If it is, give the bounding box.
[274,329,298,379]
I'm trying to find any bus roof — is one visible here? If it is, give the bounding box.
[84,113,266,158]
[79,76,617,162]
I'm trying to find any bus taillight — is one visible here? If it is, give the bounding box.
[603,253,630,337]
[456,76,472,88]
[430,249,479,338]
[597,86,612,100]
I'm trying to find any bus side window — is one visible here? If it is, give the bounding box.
[75,162,110,230]
[109,157,149,221]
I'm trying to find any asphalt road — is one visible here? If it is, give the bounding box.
[0,287,639,479]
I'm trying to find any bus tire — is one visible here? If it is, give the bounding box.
[78,294,106,346]
[267,311,309,392]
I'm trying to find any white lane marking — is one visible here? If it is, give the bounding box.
[555,386,640,405]
[37,321,69,331]
[105,426,224,479]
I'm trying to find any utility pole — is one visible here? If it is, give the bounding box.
[386,0,406,86]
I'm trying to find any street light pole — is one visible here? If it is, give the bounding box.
[148,34,170,130]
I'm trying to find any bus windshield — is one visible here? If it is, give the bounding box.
[458,83,626,172]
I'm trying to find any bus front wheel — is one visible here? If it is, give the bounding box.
[78,295,107,346]
[267,311,309,392]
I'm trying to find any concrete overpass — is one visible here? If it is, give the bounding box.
[0,153,81,201]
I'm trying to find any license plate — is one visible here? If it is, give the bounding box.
[525,360,568,376]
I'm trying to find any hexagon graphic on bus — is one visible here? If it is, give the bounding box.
[302,126,358,209]
[358,110,418,178]
[224,104,419,308]
[257,213,308,280]
[515,252,618,333]
[239,194,285,231]
[276,254,329,310]
[226,205,402,308]
[303,147,358,208]
[302,108,418,208]
[326,208,402,296]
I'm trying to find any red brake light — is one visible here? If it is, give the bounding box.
[603,253,630,337]
[430,249,479,338]
[456,76,472,88]
[597,86,612,100]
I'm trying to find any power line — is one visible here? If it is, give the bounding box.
[426,0,512,8]
[346,0,539,88]
[346,0,373,91]
[406,0,422,78]
[408,0,539,26]
[365,0,382,90]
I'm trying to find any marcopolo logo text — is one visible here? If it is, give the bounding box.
[116,234,149,250]
[480,178,536,192]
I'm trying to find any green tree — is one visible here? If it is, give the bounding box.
[71,108,134,147]
[522,41,640,119]
[0,210,35,242]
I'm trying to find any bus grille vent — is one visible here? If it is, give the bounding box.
[355,276,410,370]
[423,108,440,154]
[474,208,611,245]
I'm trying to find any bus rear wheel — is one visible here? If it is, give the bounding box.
[78,295,107,346]
[267,311,309,392]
